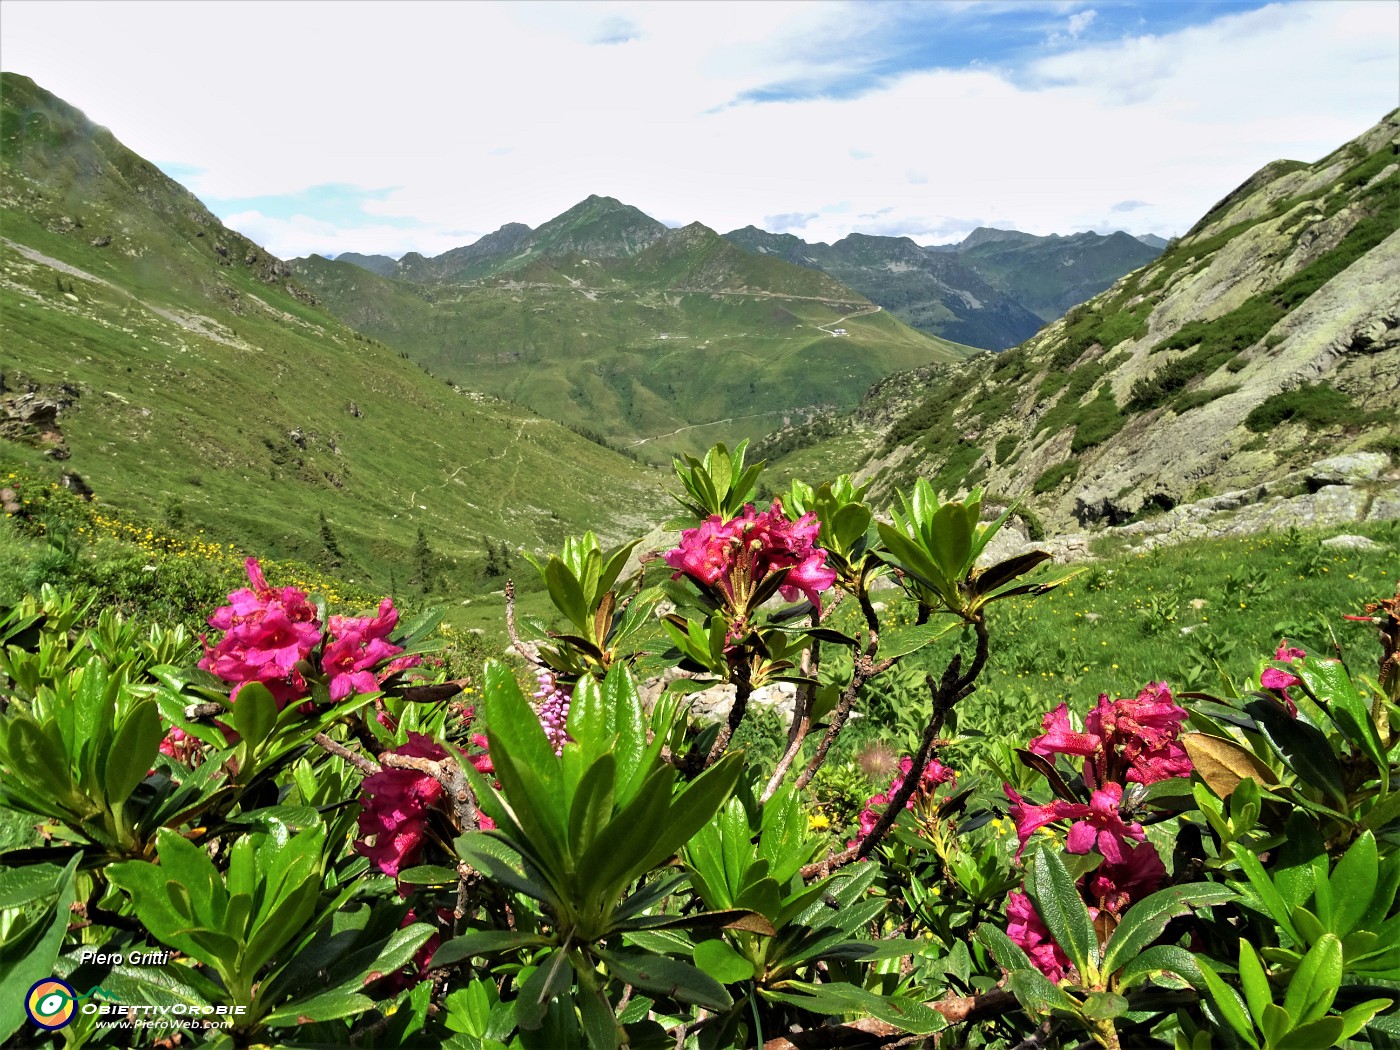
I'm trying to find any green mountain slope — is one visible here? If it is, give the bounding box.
[949,228,1164,321]
[296,210,973,462]
[724,226,1046,350]
[765,110,1400,530]
[0,72,659,587]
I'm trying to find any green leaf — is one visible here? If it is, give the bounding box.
[0,854,79,1043]
[1195,955,1258,1047]
[545,560,589,635]
[577,986,620,1050]
[1335,997,1395,1040]
[1238,939,1272,1026]
[263,990,375,1026]
[0,863,65,909]
[693,939,754,984]
[601,663,647,805]
[395,865,461,885]
[3,717,76,806]
[637,752,743,872]
[1259,1003,1291,1048]
[595,948,733,1011]
[103,700,162,805]
[1329,831,1377,937]
[228,682,278,755]
[1081,991,1129,1021]
[878,620,961,660]
[765,981,947,1034]
[1245,696,1347,807]
[1027,845,1097,979]
[1274,1016,1344,1050]
[514,951,573,1031]
[1006,969,1082,1016]
[433,930,554,968]
[567,754,617,859]
[1102,884,1235,977]
[1298,659,1387,789]
[977,922,1035,974]
[1115,944,1201,992]
[972,551,1052,596]
[455,832,559,905]
[1282,932,1342,1025]
[1229,844,1301,946]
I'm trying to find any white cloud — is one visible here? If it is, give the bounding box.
[1,1,1395,257]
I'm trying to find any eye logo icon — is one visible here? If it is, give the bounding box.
[26,978,77,1030]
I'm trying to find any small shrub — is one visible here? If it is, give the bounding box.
[1171,384,1240,414]
[1033,459,1080,494]
[1243,381,1357,433]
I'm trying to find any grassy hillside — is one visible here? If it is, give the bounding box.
[294,221,972,462]
[1,72,660,595]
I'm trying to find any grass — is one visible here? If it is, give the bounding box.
[753,517,1400,768]
[1,74,665,601]
[1243,381,1364,433]
[1033,460,1080,494]
[292,245,970,466]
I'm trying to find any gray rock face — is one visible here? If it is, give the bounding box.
[975,451,1399,564]
[854,112,1399,536]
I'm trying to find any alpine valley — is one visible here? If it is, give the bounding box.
[3,69,1398,606]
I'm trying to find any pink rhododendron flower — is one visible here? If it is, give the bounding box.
[1063,783,1146,865]
[1262,640,1306,714]
[1031,685,1191,789]
[1087,841,1168,916]
[1028,703,1101,760]
[1003,784,1089,859]
[199,558,321,707]
[851,757,957,847]
[355,733,448,878]
[1006,890,1083,984]
[322,598,419,701]
[665,500,837,617]
[1003,783,1145,865]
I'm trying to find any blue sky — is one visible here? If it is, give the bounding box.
[2,1,1395,258]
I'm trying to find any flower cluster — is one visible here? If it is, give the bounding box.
[853,755,957,844]
[1029,682,1191,790]
[323,599,418,701]
[199,557,418,708]
[1006,890,1086,984]
[199,558,321,706]
[1003,684,1190,980]
[665,500,837,618]
[532,669,571,755]
[1261,639,1306,713]
[355,733,449,878]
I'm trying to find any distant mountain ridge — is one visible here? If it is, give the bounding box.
[294,196,972,461]
[724,226,1046,351]
[722,224,1162,350]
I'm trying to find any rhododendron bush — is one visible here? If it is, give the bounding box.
[1,441,1397,1049]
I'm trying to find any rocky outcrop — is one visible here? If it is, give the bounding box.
[855,109,1399,534]
[0,380,78,459]
[978,452,1399,565]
